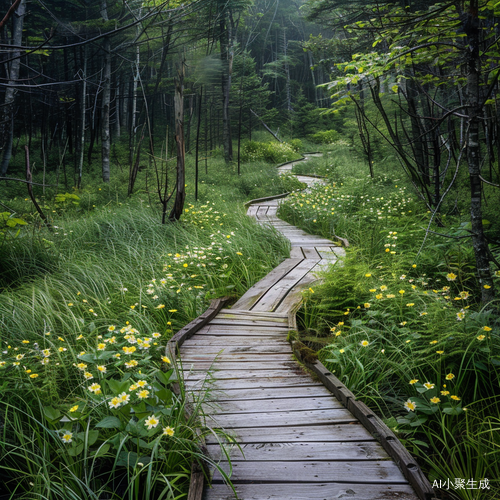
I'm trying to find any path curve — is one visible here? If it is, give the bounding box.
[178,155,425,500]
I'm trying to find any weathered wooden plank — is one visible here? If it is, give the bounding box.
[274,274,319,314]
[206,396,343,413]
[218,309,288,320]
[183,369,306,381]
[207,386,332,401]
[300,246,321,259]
[206,423,375,444]
[206,441,390,461]
[185,376,321,390]
[184,360,297,371]
[181,353,294,363]
[206,409,356,428]
[211,461,409,484]
[289,247,304,259]
[204,483,418,500]
[246,205,258,217]
[231,258,302,310]
[180,344,292,355]
[251,259,319,312]
[179,336,290,346]
[200,325,287,336]
[208,318,290,328]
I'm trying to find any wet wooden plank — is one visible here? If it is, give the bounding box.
[207,409,356,428]
[212,461,409,484]
[206,441,390,461]
[204,483,418,500]
[208,318,290,328]
[181,353,294,363]
[200,325,287,336]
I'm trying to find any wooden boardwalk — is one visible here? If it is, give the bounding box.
[177,157,430,500]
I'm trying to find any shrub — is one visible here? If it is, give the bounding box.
[307,129,340,144]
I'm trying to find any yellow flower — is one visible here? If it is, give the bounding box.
[484,285,491,289]
[369,289,376,293]
[69,405,79,413]
[450,395,461,401]
[88,383,101,393]
[441,390,450,396]
[163,426,175,436]
[436,350,444,355]
[445,373,455,380]
[97,365,107,373]
[446,273,457,281]
[380,285,388,291]
[22,340,29,344]
[409,379,418,385]
[156,304,165,309]
[339,349,345,353]
[97,343,106,351]
[236,252,243,256]
[108,325,116,332]
[61,431,73,443]
[125,360,138,368]
[123,346,137,354]
[161,356,171,364]
[364,303,370,308]
[360,340,369,347]
[386,294,395,299]
[404,399,416,411]
[169,309,177,313]
[423,382,435,390]
[477,335,486,341]
[398,290,405,295]
[29,373,39,379]
[365,273,372,277]
[482,326,492,331]
[137,389,150,399]
[429,340,438,345]
[145,415,159,430]
[430,397,441,404]
[375,294,383,299]
[406,303,414,307]
[412,264,417,268]
[108,397,121,409]
[84,372,93,380]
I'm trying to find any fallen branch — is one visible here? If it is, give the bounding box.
[25,146,52,230]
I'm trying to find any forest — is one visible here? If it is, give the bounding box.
[0,0,499,499]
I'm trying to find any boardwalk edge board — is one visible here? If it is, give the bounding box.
[291,345,437,500]
[166,297,231,500]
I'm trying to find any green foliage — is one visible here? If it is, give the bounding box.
[307,129,339,144]
[240,140,301,163]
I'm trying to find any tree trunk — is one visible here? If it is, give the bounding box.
[169,63,185,221]
[220,12,233,163]
[77,47,87,188]
[195,88,203,200]
[466,1,495,303]
[101,37,111,182]
[0,0,25,175]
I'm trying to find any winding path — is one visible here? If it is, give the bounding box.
[178,156,427,500]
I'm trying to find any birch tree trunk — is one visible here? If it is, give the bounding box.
[77,47,87,188]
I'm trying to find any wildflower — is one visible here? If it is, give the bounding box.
[152,332,161,338]
[125,360,138,368]
[84,372,93,380]
[144,415,159,430]
[137,390,150,399]
[400,321,407,326]
[156,304,165,309]
[136,380,148,388]
[309,288,314,293]
[88,383,101,394]
[376,294,383,299]
[404,399,416,412]
[163,426,175,437]
[108,325,116,332]
[429,340,438,345]
[430,397,441,404]
[97,343,106,351]
[76,335,84,340]
[168,309,177,313]
[339,349,345,353]
[482,326,492,331]
[29,373,39,379]
[441,390,450,396]
[484,285,491,289]
[445,373,455,380]
[236,252,243,256]
[406,303,414,307]
[386,294,395,299]
[436,351,445,355]
[108,397,121,409]
[122,346,137,355]
[161,356,171,364]
[365,274,372,277]
[22,340,29,344]
[360,340,369,347]
[380,285,388,291]
[446,273,457,281]
[369,289,376,293]
[420,312,428,316]
[423,382,435,390]
[15,354,24,361]
[364,303,370,308]
[412,264,417,268]
[97,365,107,373]
[456,310,465,321]
[119,392,130,403]
[69,405,79,413]
[400,275,406,280]
[409,379,418,385]
[450,395,461,401]
[477,335,486,341]
[398,290,405,295]
[459,291,470,299]
[61,431,73,443]
[42,349,51,357]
